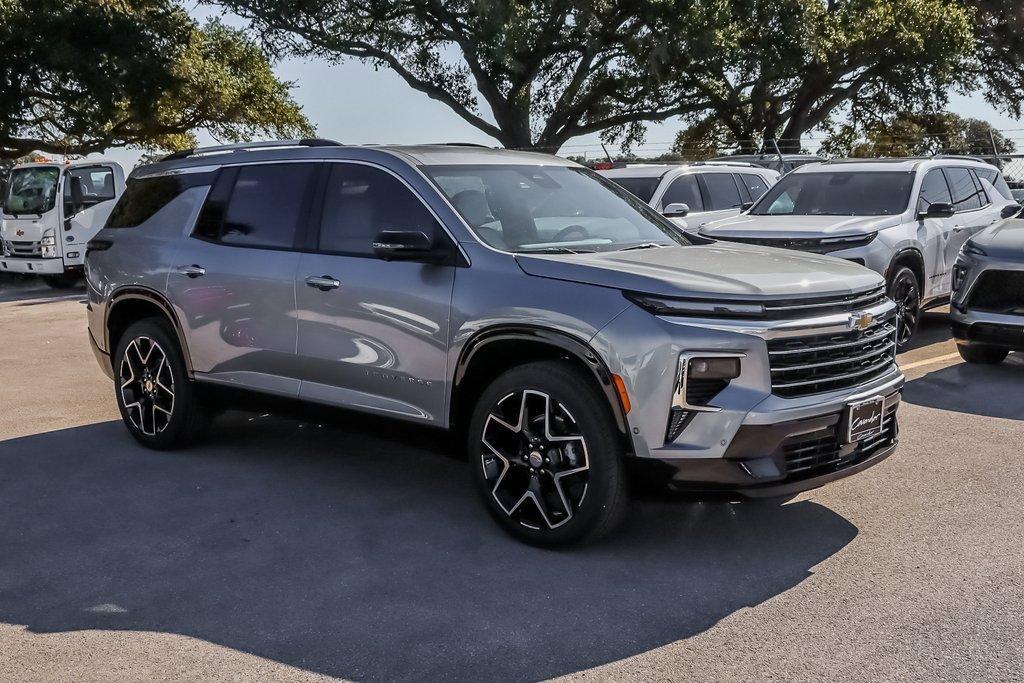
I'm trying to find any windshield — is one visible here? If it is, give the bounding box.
[751,171,913,216]
[604,175,662,203]
[425,165,688,253]
[4,166,60,216]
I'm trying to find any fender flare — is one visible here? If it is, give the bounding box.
[885,247,926,286]
[105,285,195,377]
[453,324,629,435]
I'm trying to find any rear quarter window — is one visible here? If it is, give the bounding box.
[107,171,216,228]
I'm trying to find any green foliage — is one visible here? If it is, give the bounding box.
[820,112,1016,158]
[0,0,313,159]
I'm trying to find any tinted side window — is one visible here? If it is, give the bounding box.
[943,167,983,212]
[917,169,953,214]
[975,167,1013,200]
[217,164,317,249]
[969,170,990,206]
[107,171,215,229]
[738,173,769,201]
[661,175,703,211]
[319,163,439,256]
[702,173,743,210]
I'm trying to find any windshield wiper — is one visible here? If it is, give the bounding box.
[618,242,670,251]
[518,246,595,254]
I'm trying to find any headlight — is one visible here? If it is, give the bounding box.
[40,235,56,246]
[818,232,877,253]
[626,292,764,318]
[962,239,987,257]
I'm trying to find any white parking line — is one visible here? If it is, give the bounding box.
[899,352,961,371]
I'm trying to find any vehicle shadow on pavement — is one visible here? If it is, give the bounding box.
[902,353,1024,421]
[0,413,857,681]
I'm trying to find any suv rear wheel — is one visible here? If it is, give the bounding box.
[113,318,210,449]
[956,342,1009,364]
[468,361,628,546]
[888,266,920,348]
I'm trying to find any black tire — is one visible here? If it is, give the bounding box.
[888,266,921,349]
[44,273,81,289]
[467,361,629,546]
[956,342,1009,365]
[113,318,211,449]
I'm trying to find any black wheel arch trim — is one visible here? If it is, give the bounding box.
[105,286,195,378]
[453,325,630,437]
[886,247,926,286]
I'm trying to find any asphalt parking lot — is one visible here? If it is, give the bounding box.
[0,277,1021,681]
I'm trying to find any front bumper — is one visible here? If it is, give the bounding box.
[0,256,66,275]
[648,389,901,496]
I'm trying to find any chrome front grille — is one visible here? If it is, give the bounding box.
[8,240,41,257]
[767,310,898,398]
[761,285,888,319]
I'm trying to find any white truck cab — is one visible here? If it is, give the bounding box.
[1,159,126,287]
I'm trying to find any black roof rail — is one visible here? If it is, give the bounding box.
[160,139,343,161]
[432,142,492,148]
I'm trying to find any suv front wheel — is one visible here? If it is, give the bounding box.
[888,266,920,348]
[113,318,210,449]
[468,361,628,545]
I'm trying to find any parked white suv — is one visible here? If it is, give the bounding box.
[699,158,1021,346]
[598,162,779,230]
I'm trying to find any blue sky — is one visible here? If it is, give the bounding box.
[98,6,1024,168]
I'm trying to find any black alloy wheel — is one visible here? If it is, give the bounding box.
[889,266,920,348]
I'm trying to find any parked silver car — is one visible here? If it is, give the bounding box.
[597,162,779,230]
[950,219,1024,363]
[700,158,1021,347]
[86,140,903,545]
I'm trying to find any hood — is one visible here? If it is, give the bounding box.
[699,213,903,238]
[970,218,1024,260]
[515,242,882,299]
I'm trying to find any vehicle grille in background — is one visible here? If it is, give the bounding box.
[8,240,41,257]
[968,271,1024,314]
[767,310,897,398]
[782,403,898,476]
[713,234,876,255]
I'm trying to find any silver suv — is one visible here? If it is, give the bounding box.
[700,158,1021,347]
[86,140,904,545]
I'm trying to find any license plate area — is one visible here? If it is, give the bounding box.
[844,395,886,444]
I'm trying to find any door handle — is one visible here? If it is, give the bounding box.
[177,264,206,278]
[305,275,341,291]
[952,226,965,233]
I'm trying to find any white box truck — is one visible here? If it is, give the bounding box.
[1,159,125,288]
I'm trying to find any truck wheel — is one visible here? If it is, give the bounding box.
[888,266,920,349]
[467,361,629,546]
[113,318,211,449]
[44,273,81,289]
[956,342,1009,365]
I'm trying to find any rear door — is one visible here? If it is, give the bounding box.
[166,162,318,396]
[293,161,455,424]
[942,167,987,292]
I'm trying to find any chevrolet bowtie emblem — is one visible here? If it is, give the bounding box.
[848,312,874,331]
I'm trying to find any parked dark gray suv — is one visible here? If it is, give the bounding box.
[86,140,904,545]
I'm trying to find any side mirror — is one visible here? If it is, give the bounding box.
[918,202,955,220]
[372,229,448,263]
[662,202,690,217]
[69,176,85,215]
[1000,203,1021,219]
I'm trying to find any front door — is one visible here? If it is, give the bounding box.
[915,168,955,297]
[166,162,318,397]
[294,162,455,424]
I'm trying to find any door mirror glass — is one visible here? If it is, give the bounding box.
[373,229,447,263]
[69,175,85,215]
[920,202,955,219]
[662,202,690,217]
[1000,203,1021,219]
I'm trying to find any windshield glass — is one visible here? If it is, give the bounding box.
[4,166,60,215]
[751,171,913,216]
[604,175,661,203]
[425,165,688,253]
